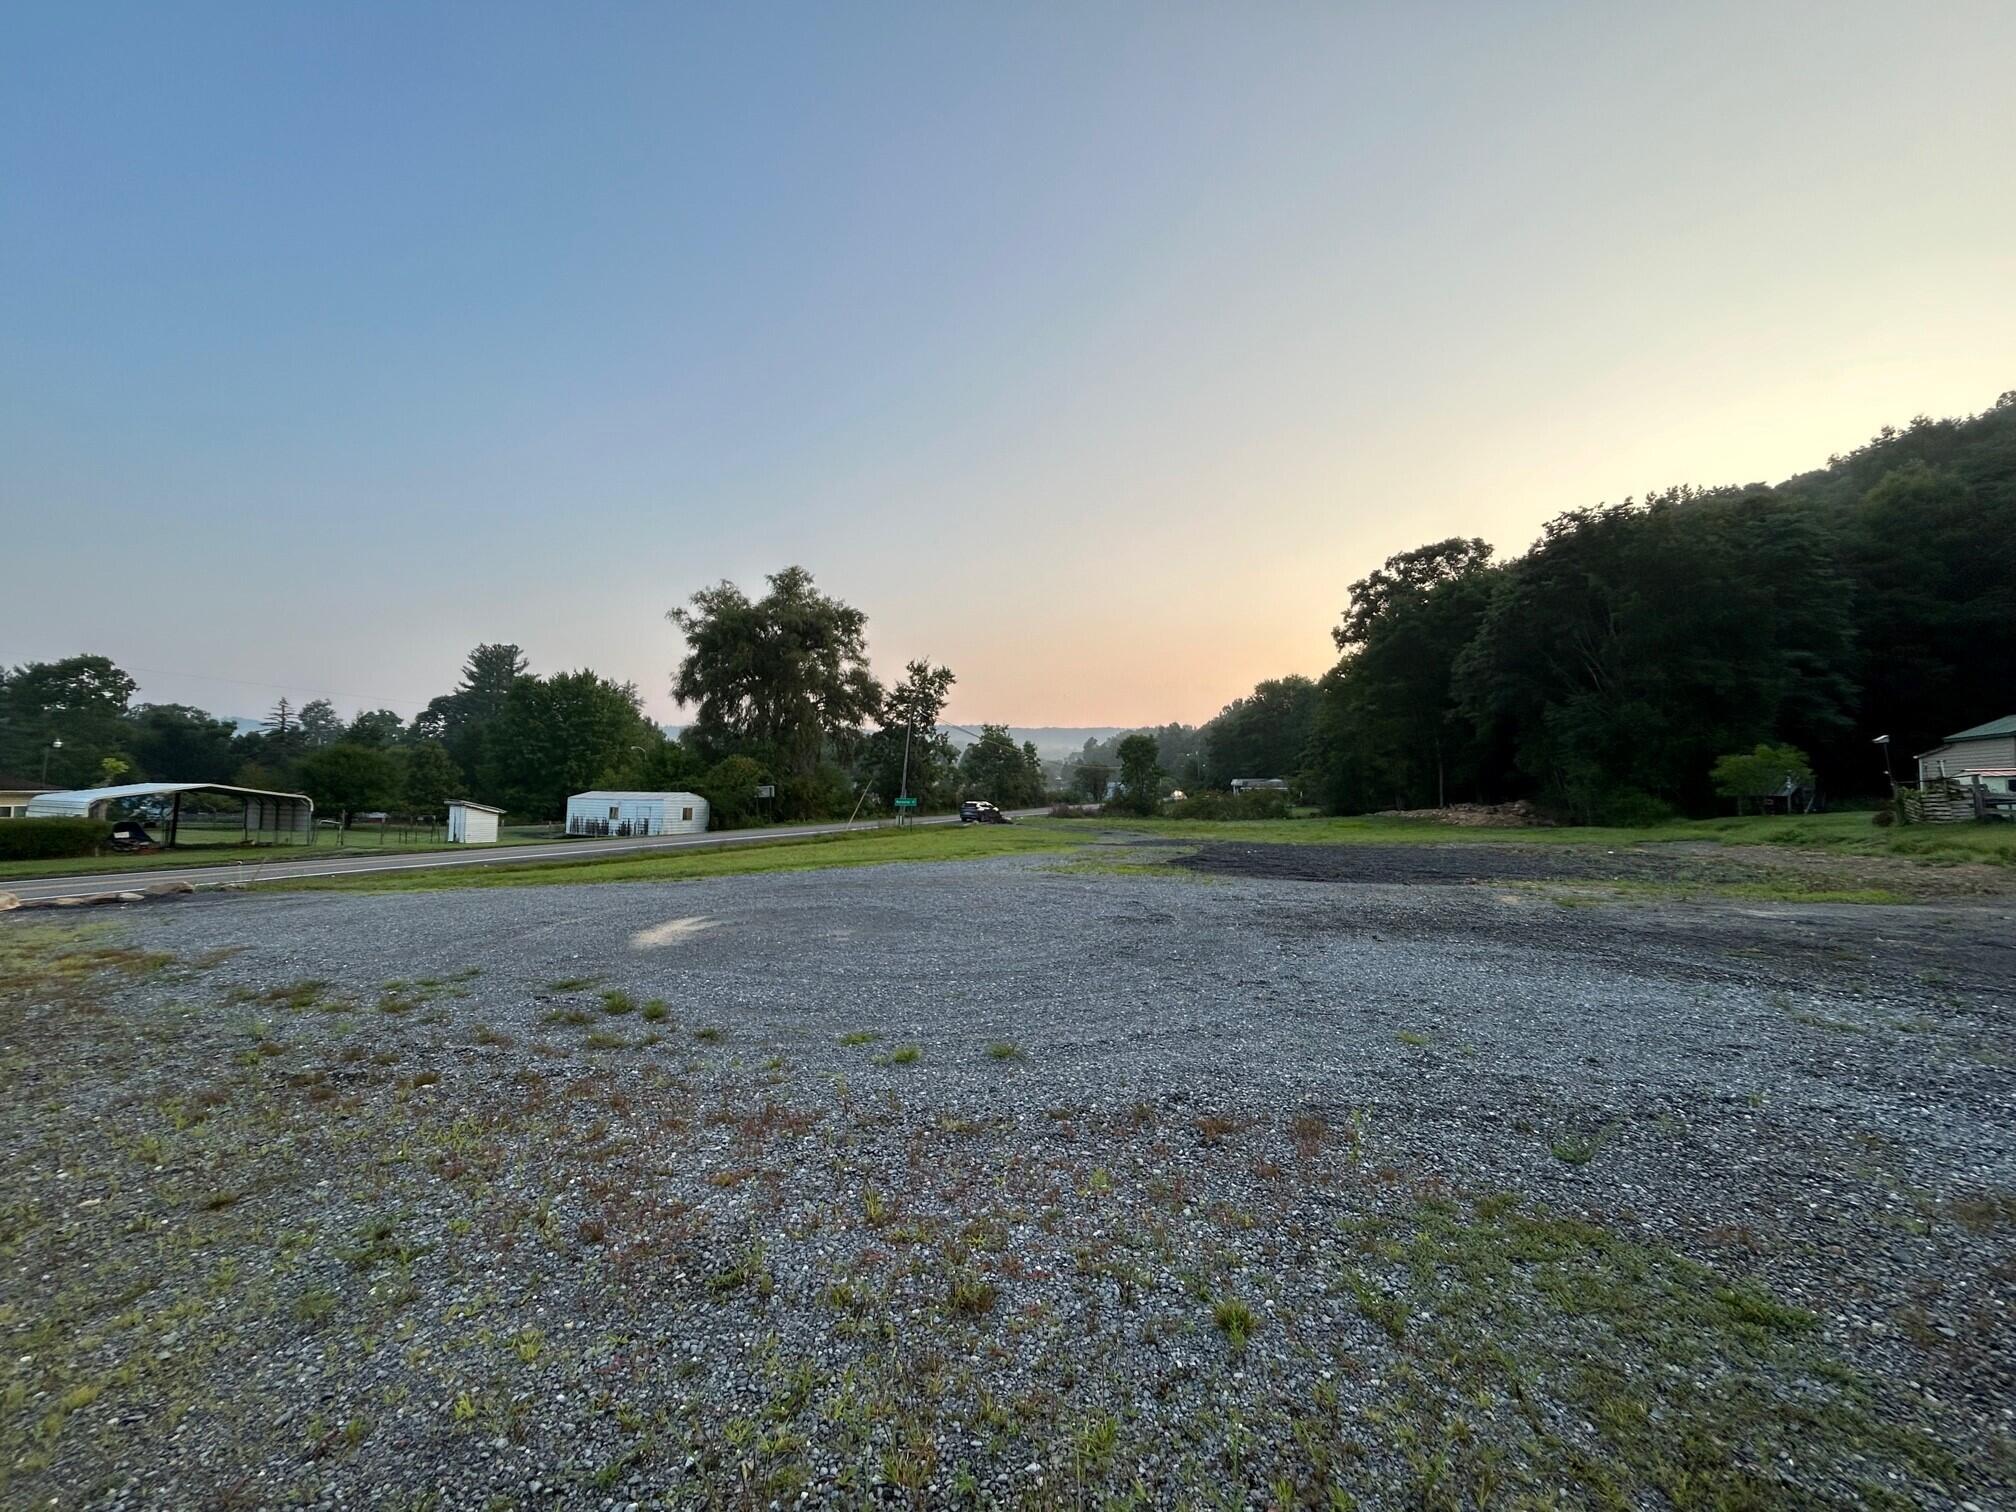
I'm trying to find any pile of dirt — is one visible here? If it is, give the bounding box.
[1372,800,1554,827]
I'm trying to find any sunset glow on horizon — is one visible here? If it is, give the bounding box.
[4,3,2011,728]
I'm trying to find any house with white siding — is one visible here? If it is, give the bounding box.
[1915,715,2016,797]
[564,791,708,837]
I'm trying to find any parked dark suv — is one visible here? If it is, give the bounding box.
[959,799,1011,824]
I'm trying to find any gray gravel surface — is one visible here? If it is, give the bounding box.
[2,852,2010,1508]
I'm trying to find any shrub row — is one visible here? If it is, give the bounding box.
[1164,790,1294,821]
[0,817,113,860]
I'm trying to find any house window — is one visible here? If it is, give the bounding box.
[608,806,620,820]
[681,806,693,821]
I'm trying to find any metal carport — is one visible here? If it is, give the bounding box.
[25,782,315,846]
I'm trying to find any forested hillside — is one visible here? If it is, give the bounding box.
[1305,393,2016,819]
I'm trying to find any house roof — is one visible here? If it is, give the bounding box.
[569,790,705,802]
[1945,714,2016,741]
[0,778,57,793]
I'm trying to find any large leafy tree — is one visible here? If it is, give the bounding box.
[297,699,344,748]
[397,741,463,815]
[0,654,138,786]
[669,567,882,779]
[1313,539,1498,811]
[477,669,659,818]
[1112,733,1162,816]
[125,703,239,782]
[346,708,406,748]
[956,724,1045,807]
[296,742,401,826]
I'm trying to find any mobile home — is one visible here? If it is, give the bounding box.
[564,790,709,838]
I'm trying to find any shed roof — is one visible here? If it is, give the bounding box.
[26,781,312,816]
[446,799,506,814]
[568,790,705,802]
[1944,714,2016,741]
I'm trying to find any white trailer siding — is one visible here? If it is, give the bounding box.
[565,791,709,837]
[445,801,503,844]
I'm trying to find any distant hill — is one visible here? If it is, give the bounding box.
[662,724,1141,761]
[941,727,1132,760]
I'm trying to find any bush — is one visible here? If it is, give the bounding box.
[1870,805,1896,827]
[0,818,113,860]
[1165,790,1293,821]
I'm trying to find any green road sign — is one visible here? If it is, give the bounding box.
[893,797,919,808]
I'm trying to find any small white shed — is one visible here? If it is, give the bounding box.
[565,790,708,838]
[445,799,504,844]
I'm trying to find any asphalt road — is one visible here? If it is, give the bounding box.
[0,811,1034,902]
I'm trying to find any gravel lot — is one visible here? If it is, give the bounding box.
[2,847,2011,1508]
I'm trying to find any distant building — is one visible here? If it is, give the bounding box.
[1229,778,1290,795]
[1916,715,2016,794]
[565,790,709,838]
[0,779,58,819]
[445,800,504,844]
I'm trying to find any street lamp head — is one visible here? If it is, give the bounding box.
[51,738,63,749]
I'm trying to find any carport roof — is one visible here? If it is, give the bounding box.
[27,781,312,810]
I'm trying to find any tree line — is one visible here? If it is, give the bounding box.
[1071,392,2015,822]
[0,568,1048,827]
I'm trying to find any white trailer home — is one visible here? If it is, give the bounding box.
[565,790,709,838]
[444,800,504,844]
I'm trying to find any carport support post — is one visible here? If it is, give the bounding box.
[169,791,182,848]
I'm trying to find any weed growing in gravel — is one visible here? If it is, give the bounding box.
[599,989,635,1015]
[986,1041,1021,1061]
[880,1044,921,1066]
[546,976,598,991]
[641,998,669,1022]
[1395,1029,1432,1047]
[708,1240,773,1297]
[1549,1125,1613,1165]
[541,1005,593,1026]
[1289,1113,1328,1157]
[947,1272,998,1315]
[1212,1297,1259,1349]
[693,1026,723,1043]
[838,1030,877,1046]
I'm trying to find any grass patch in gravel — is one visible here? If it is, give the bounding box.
[1340,1193,1959,1508]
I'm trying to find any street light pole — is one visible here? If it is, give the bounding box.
[41,738,63,782]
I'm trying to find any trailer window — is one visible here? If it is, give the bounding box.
[681,806,693,821]
[608,805,620,820]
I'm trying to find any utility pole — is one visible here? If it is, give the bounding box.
[897,721,913,826]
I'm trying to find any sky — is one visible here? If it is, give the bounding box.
[3,2,2012,728]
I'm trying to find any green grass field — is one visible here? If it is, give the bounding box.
[255,810,2016,894]
[0,826,572,882]
[1064,811,2016,865]
[277,822,1074,891]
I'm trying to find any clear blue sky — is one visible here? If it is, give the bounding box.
[5,3,2012,725]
